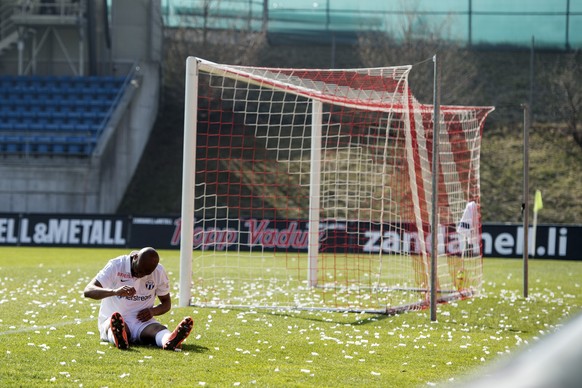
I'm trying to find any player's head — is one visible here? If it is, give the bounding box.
[131,247,159,278]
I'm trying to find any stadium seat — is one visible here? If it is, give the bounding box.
[33,135,52,154]
[36,111,52,123]
[66,136,82,154]
[13,122,28,131]
[74,122,90,132]
[60,123,76,132]
[29,122,46,132]
[44,123,60,132]
[4,135,22,153]
[0,74,126,156]
[51,136,67,154]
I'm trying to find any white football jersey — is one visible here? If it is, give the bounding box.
[95,254,170,328]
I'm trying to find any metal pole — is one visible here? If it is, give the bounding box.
[468,0,472,48]
[529,36,534,114]
[566,0,571,50]
[262,0,269,33]
[521,103,530,299]
[430,54,441,322]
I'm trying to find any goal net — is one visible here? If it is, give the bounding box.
[179,57,494,314]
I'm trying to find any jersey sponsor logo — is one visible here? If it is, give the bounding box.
[118,294,152,302]
[117,271,131,279]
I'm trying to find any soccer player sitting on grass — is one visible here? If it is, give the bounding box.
[83,247,193,350]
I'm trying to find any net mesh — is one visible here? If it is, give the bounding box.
[185,58,494,313]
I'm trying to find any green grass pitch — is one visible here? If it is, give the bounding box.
[0,247,580,387]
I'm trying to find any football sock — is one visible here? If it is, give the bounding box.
[155,329,172,347]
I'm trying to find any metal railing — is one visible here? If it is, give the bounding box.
[0,0,18,45]
[161,0,582,50]
[13,0,83,18]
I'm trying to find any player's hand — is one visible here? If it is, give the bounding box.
[137,308,153,322]
[115,285,136,297]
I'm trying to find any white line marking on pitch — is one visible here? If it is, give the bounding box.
[0,318,93,336]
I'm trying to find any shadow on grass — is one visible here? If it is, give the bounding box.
[177,343,209,353]
[252,309,398,326]
[107,343,209,353]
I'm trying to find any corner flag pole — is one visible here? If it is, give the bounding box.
[521,103,530,299]
[430,54,441,322]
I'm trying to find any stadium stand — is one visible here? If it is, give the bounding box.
[0,0,160,213]
[0,75,127,156]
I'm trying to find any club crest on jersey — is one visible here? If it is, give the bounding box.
[145,280,155,290]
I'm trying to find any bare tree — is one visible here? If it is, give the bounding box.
[163,28,267,102]
[357,7,482,106]
[548,50,582,147]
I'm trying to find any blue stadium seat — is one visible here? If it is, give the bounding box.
[51,136,67,154]
[51,110,67,123]
[0,74,124,156]
[44,97,65,110]
[66,136,84,154]
[0,79,13,89]
[26,105,42,115]
[6,110,20,121]
[0,122,13,131]
[41,76,58,88]
[33,135,52,154]
[75,123,91,133]
[29,122,46,132]
[89,124,102,135]
[85,137,97,154]
[4,135,22,153]
[36,111,53,123]
[60,123,76,132]
[20,113,36,125]
[66,111,83,122]
[13,122,28,131]
[45,123,60,132]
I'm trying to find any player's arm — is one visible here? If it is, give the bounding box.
[83,277,136,300]
[136,293,171,322]
[151,293,172,316]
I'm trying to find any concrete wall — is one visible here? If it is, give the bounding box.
[94,63,160,213]
[0,159,98,213]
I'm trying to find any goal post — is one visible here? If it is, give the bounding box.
[179,56,494,313]
[308,99,323,288]
[179,56,198,307]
